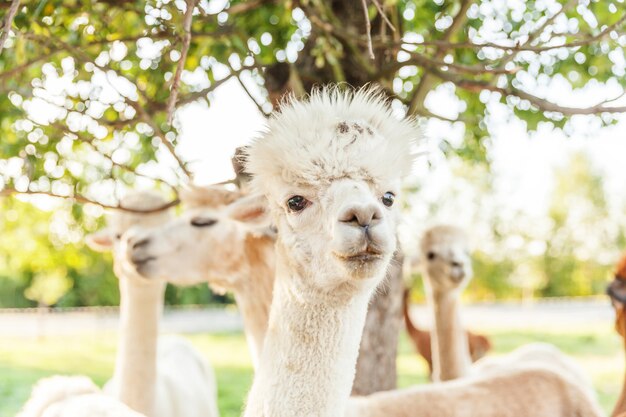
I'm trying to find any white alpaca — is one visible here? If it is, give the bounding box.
[17,376,144,417]
[20,191,219,417]
[122,189,275,368]
[241,86,418,417]
[238,86,603,417]
[419,225,596,390]
[85,191,219,417]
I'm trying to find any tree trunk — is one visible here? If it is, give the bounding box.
[352,248,404,395]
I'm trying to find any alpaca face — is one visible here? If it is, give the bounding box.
[608,277,626,338]
[122,194,273,290]
[85,191,173,281]
[420,225,473,293]
[273,176,400,288]
[246,87,419,294]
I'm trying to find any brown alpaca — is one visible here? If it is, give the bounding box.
[403,288,491,376]
[607,250,626,417]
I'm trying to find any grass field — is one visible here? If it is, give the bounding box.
[0,325,623,417]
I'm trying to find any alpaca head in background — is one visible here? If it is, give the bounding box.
[123,187,274,291]
[85,191,174,280]
[246,86,419,294]
[420,225,473,294]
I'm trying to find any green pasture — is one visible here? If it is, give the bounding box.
[0,326,622,417]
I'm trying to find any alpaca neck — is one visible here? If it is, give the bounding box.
[428,286,471,381]
[243,242,375,417]
[233,236,275,368]
[403,291,423,338]
[233,289,270,369]
[113,275,164,416]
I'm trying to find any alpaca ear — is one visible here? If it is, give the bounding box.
[85,230,114,252]
[180,183,242,209]
[227,194,269,224]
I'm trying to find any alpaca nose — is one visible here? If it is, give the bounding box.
[122,230,152,265]
[450,263,466,282]
[131,237,151,250]
[339,203,382,229]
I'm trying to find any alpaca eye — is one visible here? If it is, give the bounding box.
[382,192,395,207]
[287,195,309,212]
[191,217,217,227]
[427,251,436,260]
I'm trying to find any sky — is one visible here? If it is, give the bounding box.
[171,77,626,217]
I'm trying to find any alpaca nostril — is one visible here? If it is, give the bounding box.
[451,261,462,268]
[339,204,382,228]
[343,214,359,225]
[341,212,371,228]
[132,238,150,250]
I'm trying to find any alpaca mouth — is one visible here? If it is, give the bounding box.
[132,256,157,268]
[608,277,626,305]
[450,274,466,284]
[335,248,384,263]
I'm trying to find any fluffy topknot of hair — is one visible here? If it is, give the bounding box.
[246,85,421,192]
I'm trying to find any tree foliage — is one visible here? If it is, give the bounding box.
[1,0,625,205]
[0,0,625,306]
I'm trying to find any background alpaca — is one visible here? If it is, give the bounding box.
[123,188,275,368]
[402,288,491,377]
[607,250,626,417]
[419,225,477,381]
[345,363,603,417]
[17,376,145,417]
[420,225,595,393]
[84,191,219,417]
[242,86,418,417]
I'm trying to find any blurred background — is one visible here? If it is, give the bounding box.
[1,0,626,416]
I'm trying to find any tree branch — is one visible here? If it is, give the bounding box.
[225,0,275,15]
[360,0,375,59]
[326,9,626,55]
[371,0,396,33]
[0,0,20,56]
[408,0,473,115]
[176,64,261,106]
[0,188,181,213]
[0,52,56,82]
[498,0,576,67]
[377,48,518,80]
[46,122,179,192]
[166,0,196,125]
[21,33,191,179]
[432,70,626,115]
[125,98,191,179]
[236,75,270,117]
[306,11,377,76]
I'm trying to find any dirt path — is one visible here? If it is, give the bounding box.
[0,298,613,337]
